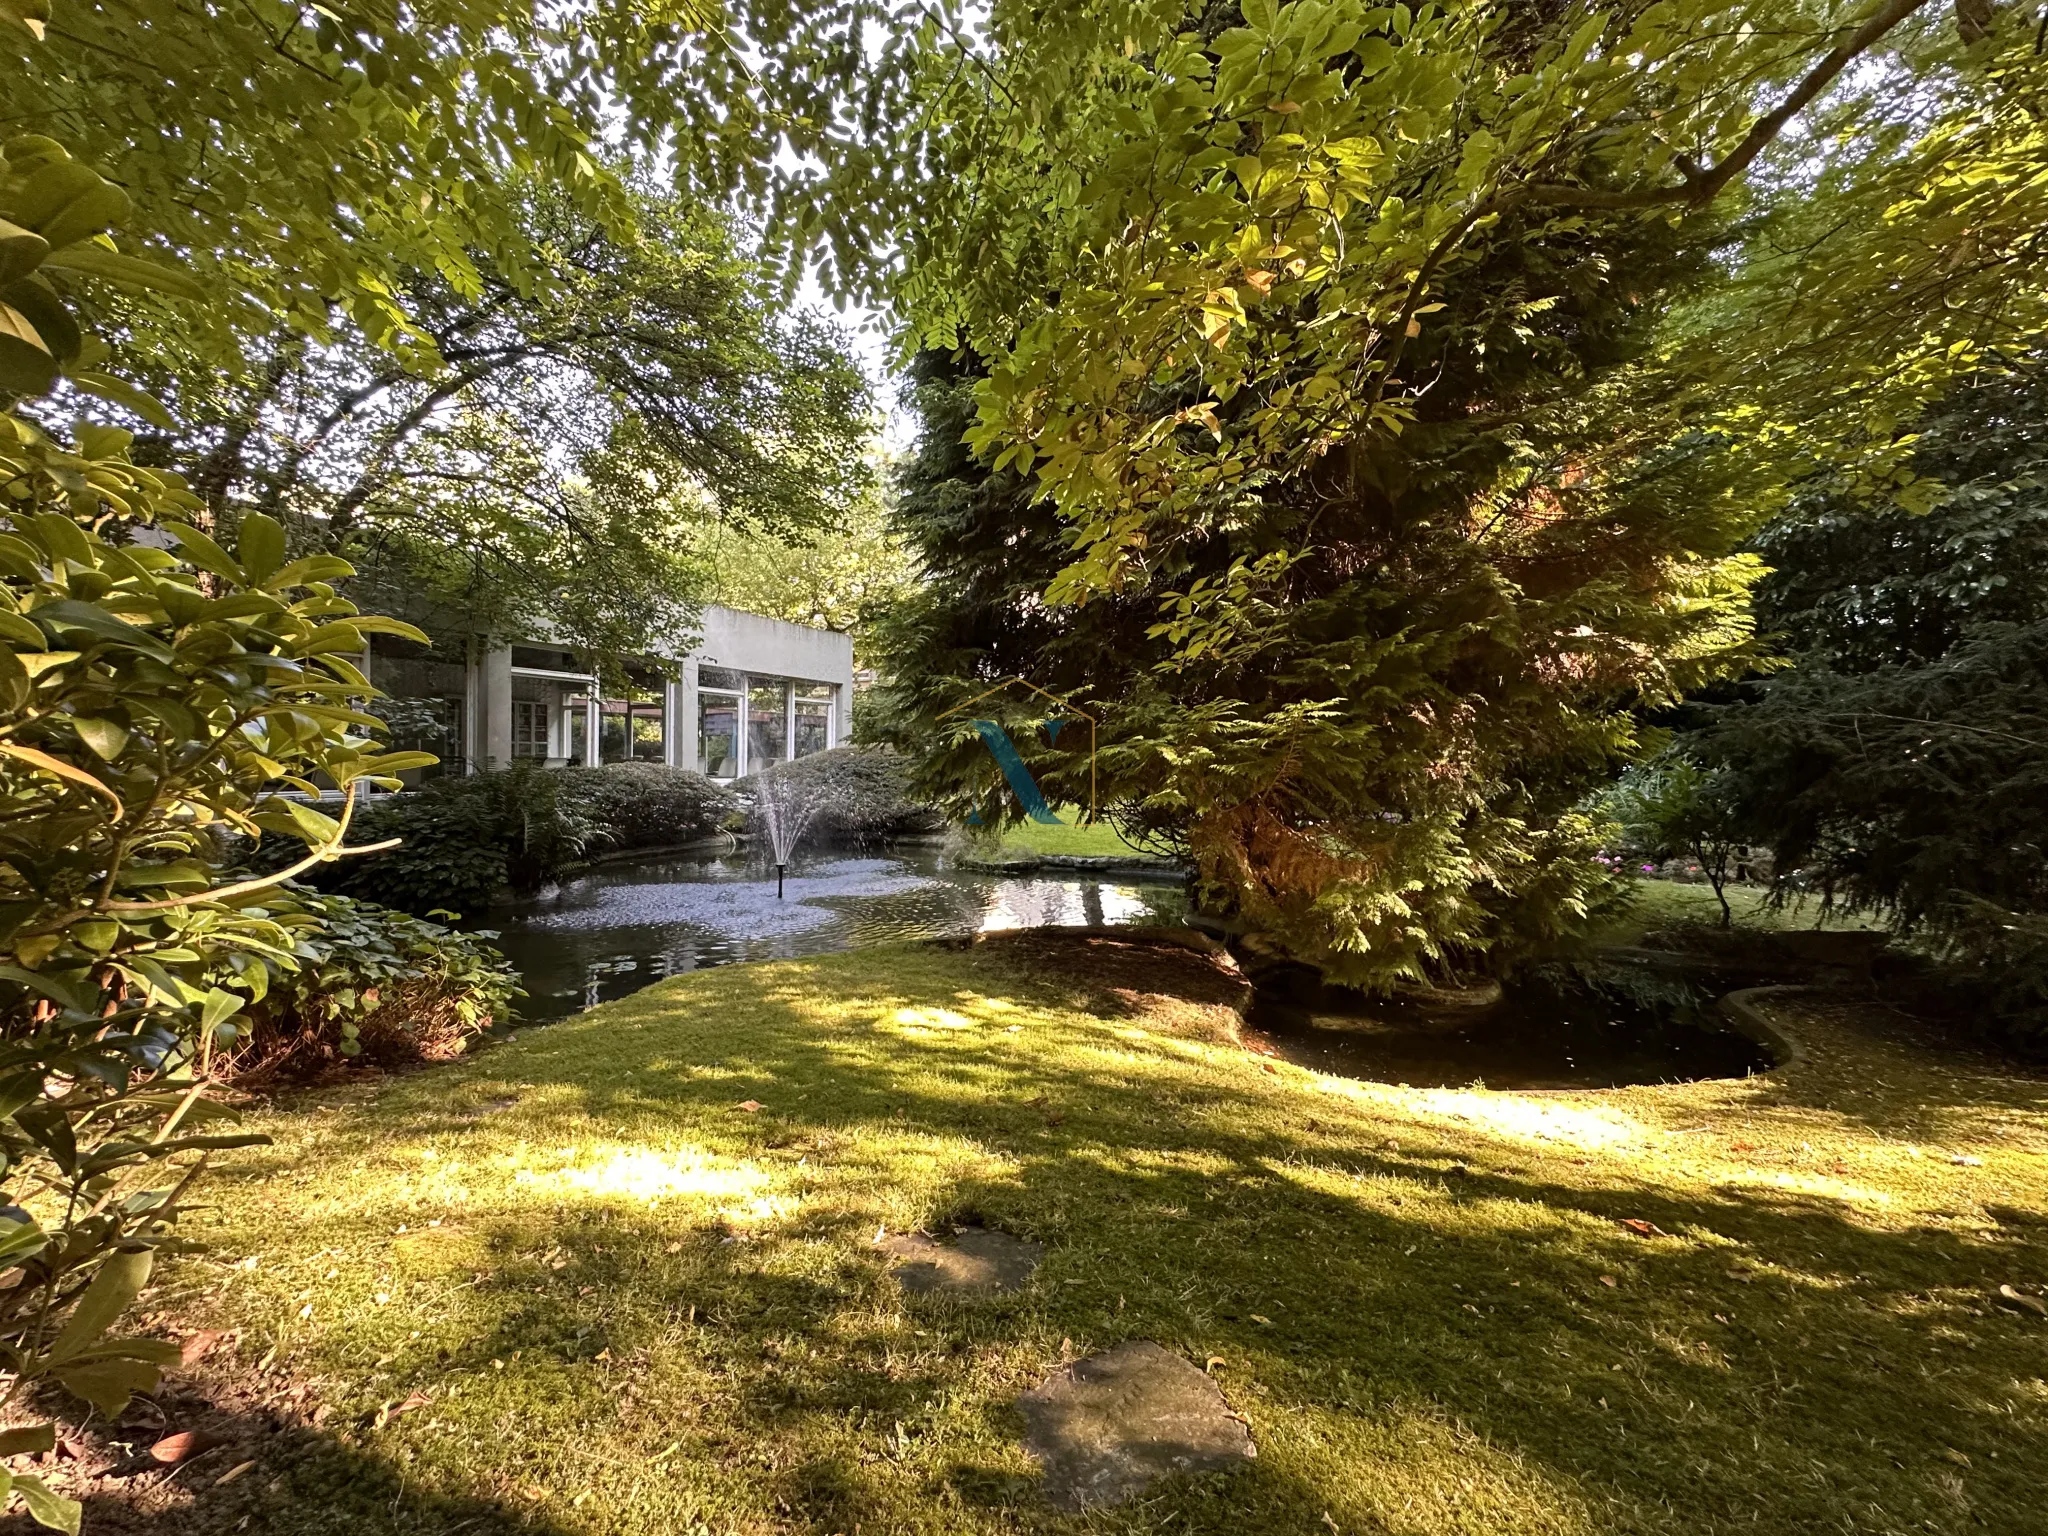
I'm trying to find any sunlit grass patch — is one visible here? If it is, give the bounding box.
[143,943,2048,1536]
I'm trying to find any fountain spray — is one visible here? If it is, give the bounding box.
[753,771,825,900]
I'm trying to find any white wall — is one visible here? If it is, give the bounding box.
[672,605,855,775]
[467,604,853,778]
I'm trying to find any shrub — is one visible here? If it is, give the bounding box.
[559,762,736,852]
[0,138,442,1520]
[307,762,597,917]
[219,891,521,1072]
[303,763,737,918]
[743,747,944,846]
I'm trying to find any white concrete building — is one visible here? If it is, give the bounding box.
[362,604,854,784]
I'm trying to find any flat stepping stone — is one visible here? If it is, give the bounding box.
[1018,1341,1255,1510]
[881,1226,1042,1293]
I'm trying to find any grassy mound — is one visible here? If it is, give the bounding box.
[110,937,2048,1534]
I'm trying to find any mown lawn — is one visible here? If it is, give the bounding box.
[968,817,1156,860]
[120,937,2048,1535]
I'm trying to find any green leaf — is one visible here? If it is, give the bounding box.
[0,278,78,367]
[0,1426,55,1459]
[72,715,128,762]
[0,609,46,649]
[47,1355,158,1419]
[0,1217,49,1269]
[0,220,49,286]
[236,512,286,583]
[29,599,175,661]
[65,371,175,431]
[280,798,342,844]
[6,155,131,250]
[161,524,242,585]
[38,244,206,301]
[0,301,58,397]
[199,987,243,1032]
[11,1473,80,1535]
[47,1247,152,1365]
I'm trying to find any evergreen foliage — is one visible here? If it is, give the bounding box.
[1691,363,2048,1038]
[879,214,1768,985]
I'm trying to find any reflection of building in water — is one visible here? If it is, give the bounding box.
[974,880,1150,933]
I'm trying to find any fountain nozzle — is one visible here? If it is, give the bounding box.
[777,862,785,900]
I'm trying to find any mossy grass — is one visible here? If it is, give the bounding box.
[150,940,2047,1534]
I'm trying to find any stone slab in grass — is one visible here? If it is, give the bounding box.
[881,1227,1042,1293]
[1018,1341,1256,1510]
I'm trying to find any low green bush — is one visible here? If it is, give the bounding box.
[291,762,736,918]
[743,747,944,846]
[220,891,521,1072]
[559,762,737,852]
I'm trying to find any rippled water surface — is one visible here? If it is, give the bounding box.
[493,847,1189,1021]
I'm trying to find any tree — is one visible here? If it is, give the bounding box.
[1603,760,1746,926]
[864,2,2044,986]
[157,185,874,660]
[0,134,441,1528]
[698,477,918,669]
[1,0,723,362]
[1689,361,2048,1035]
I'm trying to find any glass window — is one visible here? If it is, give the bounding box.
[698,692,740,777]
[568,694,590,765]
[699,665,742,691]
[369,634,466,781]
[794,695,832,758]
[511,699,549,758]
[598,700,632,764]
[631,702,665,762]
[747,680,788,767]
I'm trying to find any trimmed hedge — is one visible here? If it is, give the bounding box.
[559,762,738,852]
[742,747,944,845]
[277,763,738,918]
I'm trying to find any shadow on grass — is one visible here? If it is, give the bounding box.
[188,936,2048,1534]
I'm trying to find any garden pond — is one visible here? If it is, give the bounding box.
[491,850,1778,1091]
[492,846,1190,1021]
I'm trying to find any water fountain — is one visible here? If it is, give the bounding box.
[751,771,826,898]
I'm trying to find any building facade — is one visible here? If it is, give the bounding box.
[364,604,854,784]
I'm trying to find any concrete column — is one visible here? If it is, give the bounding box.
[675,660,699,774]
[476,644,514,772]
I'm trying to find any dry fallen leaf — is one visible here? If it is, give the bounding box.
[736,1100,763,1113]
[1731,1141,1756,1153]
[1620,1219,1667,1239]
[148,1430,216,1466]
[1599,1275,1619,1289]
[1205,1356,1226,1372]
[215,1460,257,1487]
[180,1330,224,1368]
[1250,1314,1273,1326]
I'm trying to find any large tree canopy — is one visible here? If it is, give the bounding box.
[868,1,2044,984]
[160,186,873,658]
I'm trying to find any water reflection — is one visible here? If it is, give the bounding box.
[493,848,1189,1021]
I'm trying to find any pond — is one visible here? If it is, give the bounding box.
[493,846,1190,1022]
[1244,969,1776,1090]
